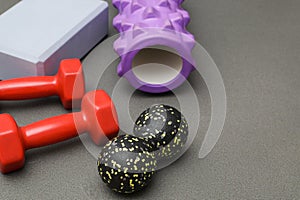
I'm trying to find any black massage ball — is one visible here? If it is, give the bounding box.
[133,104,188,161]
[97,135,156,194]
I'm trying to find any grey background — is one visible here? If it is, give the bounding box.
[0,0,299,199]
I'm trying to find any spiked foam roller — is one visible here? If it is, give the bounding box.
[113,0,196,93]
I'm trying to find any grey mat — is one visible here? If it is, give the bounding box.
[0,0,299,199]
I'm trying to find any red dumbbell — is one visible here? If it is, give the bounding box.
[0,90,119,174]
[0,59,85,109]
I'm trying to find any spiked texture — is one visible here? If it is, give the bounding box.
[112,0,196,93]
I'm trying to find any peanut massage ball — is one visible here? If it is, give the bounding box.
[97,135,157,193]
[133,104,188,161]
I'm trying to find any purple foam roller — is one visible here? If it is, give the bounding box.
[113,0,196,93]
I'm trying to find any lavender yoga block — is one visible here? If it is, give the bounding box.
[113,0,196,93]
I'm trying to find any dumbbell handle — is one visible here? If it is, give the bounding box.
[0,76,58,100]
[20,112,86,150]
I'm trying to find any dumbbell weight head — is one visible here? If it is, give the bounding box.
[56,59,85,108]
[78,90,119,146]
[0,114,24,174]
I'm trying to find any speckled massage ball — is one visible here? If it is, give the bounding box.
[133,104,188,161]
[97,135,157,194]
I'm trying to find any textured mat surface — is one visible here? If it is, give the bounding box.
[0,0,299,199]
